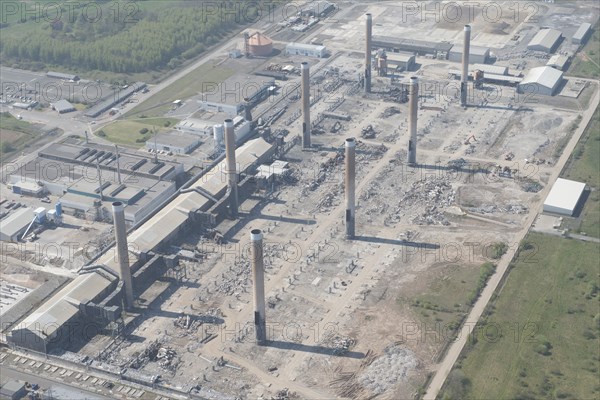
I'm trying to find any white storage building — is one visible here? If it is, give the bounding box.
[285,43,327,58]
[527,29,562,53]
[0,207,34,242]
[572,22,592,45]
[543,178,586,216]
[146,131,201,154]
[448,44,490,64]
[517,66,563,96]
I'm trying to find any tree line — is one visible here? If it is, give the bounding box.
[0,1,268,73]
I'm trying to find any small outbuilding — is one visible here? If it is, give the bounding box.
[543,178,586,216]
[53,99,76,114]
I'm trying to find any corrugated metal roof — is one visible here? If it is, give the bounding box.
[0,207,34,238]
[473,63,508,75]
[546,54,569,70]
[53,99,75,112]
[573,22,592,41]
[286,42,326,52]
[520,66,563,88]
[528,29,562,50]
[15,271,115,339]
[449,44,490,57]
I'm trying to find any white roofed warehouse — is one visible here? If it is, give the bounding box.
[527,29,562,53]
[285,43,327,58]
[517,66,563,96]
[543,178,587,216]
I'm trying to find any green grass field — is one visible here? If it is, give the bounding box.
[569,20,600,79]
[0,112,43,161]
[124,61,236,118]
[96,117,179,147]
[561,106,600,237]
[441,233,600,400]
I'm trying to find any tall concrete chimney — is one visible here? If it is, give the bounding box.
[112,201,134,309]
[224,119,238,217]
[345,138,356,239]
[250,229,267,344]
[301,62,311,149]
[461,25,471,107]
[407,76,419,165]
[365,13,372,93]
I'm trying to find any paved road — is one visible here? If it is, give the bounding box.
[423,88,600,400]
[1,365,109,399]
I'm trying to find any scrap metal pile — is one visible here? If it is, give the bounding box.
[129,340,179,372]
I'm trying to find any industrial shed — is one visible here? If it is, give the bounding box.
[543,178,586,216]
[198,74,275,116]
[8,269,118,353]
[52,99,76,114]
[572,22,592,44]
[285,43,327,58]
[0,207,34,242]
[448,45,490,64]
[146,131,201,154]
[517,66,563,96]
[473,63,508,76]
[546,54,569,71]
[527,29,562,53]
[47,71,79,81]
[372,36,453,57]
[386,52,416,71]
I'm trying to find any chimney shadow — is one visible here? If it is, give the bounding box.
[264,340,365,359]
[353,235,440,248]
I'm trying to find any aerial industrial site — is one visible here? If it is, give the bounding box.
[1,1,599,400]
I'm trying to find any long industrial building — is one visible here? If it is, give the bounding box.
[372,36,453,57]
[8,137,277,352]
[198,74,275,116]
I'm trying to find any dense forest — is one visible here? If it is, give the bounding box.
[0,1,273,73]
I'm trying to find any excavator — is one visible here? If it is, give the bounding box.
[464,134,477,145]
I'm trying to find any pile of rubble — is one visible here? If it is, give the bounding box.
[270,388,299,400]
[359,345,418,395]
[129,340,179,372]
[321,333,356,355]
[380,107,401,118]
[305,152,344,192]
[467,204,528,215]
[360,125,377,139]
[521,179,543,193]
[217,259,251,295]
[400,178,455,208]
[412,206,450,226]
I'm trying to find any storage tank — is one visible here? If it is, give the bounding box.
[34,207,46,223]
[247,32,273,57]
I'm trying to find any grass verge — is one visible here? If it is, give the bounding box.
[441,232,600,400]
